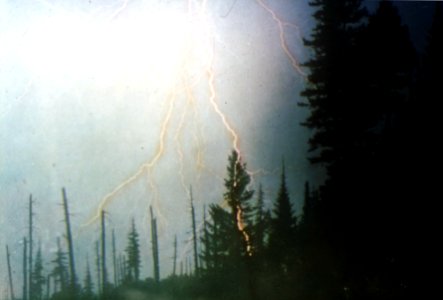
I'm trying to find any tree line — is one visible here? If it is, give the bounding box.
[4,148,304,300]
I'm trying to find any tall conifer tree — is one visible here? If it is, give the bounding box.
[125,219,141,282]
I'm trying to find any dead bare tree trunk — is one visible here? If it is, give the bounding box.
[62,188,77,297]
[117,255,122,284]
[202,205,210,270]
[28,194,33,300]
[190,187,199,276]
[95,241,101,295]
[6,245,15,300]
[172,235,177,276]
[101,210,108,296]
[121,254,127,282]
[23,238,27,300]
[112,229,117,286]
[150,206,160,283]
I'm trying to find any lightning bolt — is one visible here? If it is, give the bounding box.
[83,91,175,227]
[174,77,192,194]
[82,1,302,263]
[237,205,252,256]
[256,0,306,77]
[83,0,243,228]
[226,2,308,255]
[206,46,241,156]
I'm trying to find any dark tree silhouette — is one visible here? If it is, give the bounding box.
[300,0,367,169]
[251,184,267,258]
[61,188,78,296]
[207,204,232,272]
[300,0,419,299]
[23,238,28,300]
[150,207,160,283]
[28,194,34,300]
[268,162,297,274]
[100,210,108,296]
[95,241,101,294]
[200,205,211,271]
[82,259,95,300]
[172,234,178,276]
[51,237,69,295]
[30,245,45,300]
[223,150,254,259]
[6,245,15,300]
[189,187,199,276]
[125,218,141,282]
[112,229,117,286]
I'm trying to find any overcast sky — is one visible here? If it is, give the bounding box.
[0,0,318,291]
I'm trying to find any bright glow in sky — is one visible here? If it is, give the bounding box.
[19,10,212,89]
[0,0,316,293]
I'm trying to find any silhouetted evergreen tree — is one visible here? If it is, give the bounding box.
[203,204,233,273]
[221,150,257,299]
[125,218,141,282]
[251,184,267,258]
[262,162,298,300]
[269,162,297,274]
[82,259,95,300]
[51,237,68,295]
[301,0,418,299]
[197,203,236,298]
[249,184,272,300]
[200,206,210,272]
[30,246,45,300]
[351,2,417,298]
[300,0,367,169]
[300,0,367,298]
[223,150,254,259]
[297,183,336,300]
